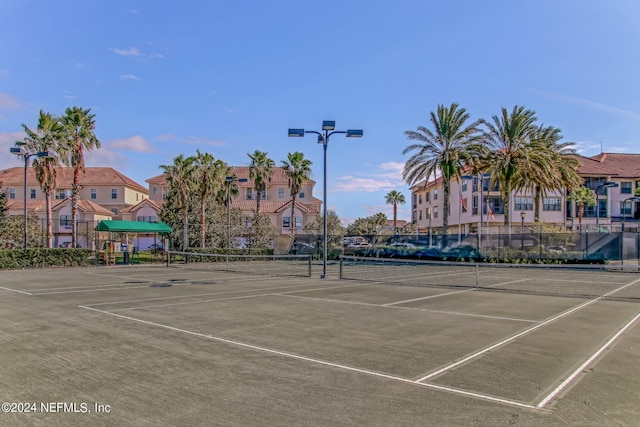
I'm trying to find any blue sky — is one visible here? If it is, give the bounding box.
[1,1,639,224]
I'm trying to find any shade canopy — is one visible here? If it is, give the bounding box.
[95,220,173,233]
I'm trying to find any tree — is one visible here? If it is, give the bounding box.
[160,154,196,250]
[385,190,406,233]
[193,150,225,248]
[303,210,345,238]
[403,103,481,235]
[248,150,275,214]
[346,213,388,237]
[514,125,582,222]
[0,183,7,220]
[281,152,312,236]
[568,186,596,231]
[478,105,538,227]
[22,110,64,248]
[60,106,100,247]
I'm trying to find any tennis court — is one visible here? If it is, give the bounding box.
[0,255,639,426]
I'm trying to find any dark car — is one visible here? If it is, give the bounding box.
[146,243,164,253]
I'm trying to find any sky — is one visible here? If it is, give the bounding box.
[1,1,639,225]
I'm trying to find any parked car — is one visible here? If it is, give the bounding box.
[346,241,371,250]
[59,242,81,248]
[146,243,164,252]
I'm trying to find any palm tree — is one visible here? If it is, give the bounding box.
[160,154,196,250]
[478,105,538,227]
[248,150,275,214]
[385,190,406,233]
[568,186,596,231]
[403,103,481,235]
[193,150,225,248]
[514,125,582,222]
[281,152,312,236]
[22,110,63,248]
[60,106,100,247]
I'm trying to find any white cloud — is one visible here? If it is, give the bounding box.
[182,136,227,147]
[109,46,163,60]
[120,74,140,80]
[535,90,640,121]
[156,133,175,142]
[331,161,405,193]
[84,146,127,169]
[0,131,26,169]
[0,92,21,110]
[108,135,154,153]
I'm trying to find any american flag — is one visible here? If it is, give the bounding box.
[487,201,495,220]
[460,196,467,211]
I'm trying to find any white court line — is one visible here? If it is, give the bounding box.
[415,276,640,383]
[280,294,538,323]
[79,305,537,410]
[85,281,325,307]
[108,282,372,312]
[0,286,33,295]
[537,312,640,408]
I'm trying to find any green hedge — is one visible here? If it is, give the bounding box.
[0,249,94,269]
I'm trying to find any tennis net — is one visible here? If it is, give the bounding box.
[166,251,312,278]
[339,256,640,301]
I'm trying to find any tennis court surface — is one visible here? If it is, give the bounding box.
[1,257,639,426]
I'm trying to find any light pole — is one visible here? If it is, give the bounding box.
[225,176,247,248]
[520,210,526,250]
[10,142,52,249]
[595,181,618,229]
[288,121,363,279]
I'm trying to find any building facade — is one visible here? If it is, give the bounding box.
[410,153,640,233]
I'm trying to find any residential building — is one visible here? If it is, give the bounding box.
[410,153,640,233]
[145,166,321,235]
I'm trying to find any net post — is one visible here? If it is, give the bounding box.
[475,263,479,287]
[339,257,343,280]
[308,255,312,277]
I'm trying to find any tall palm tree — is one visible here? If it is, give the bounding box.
[160,154,196,250]
[193,150,225,248]
[60,106,100,247]
[248,150,275,214]
[518,125,582,222]
[478,105,538,227]
[385,190,406,233]
[22,110,63,248]
[568,186,596,231]
[281,152,312,236]
[403,103,481,235]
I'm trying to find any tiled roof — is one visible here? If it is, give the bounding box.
[232,199,319,214]
[6,200,47,212]
[120,199,162,214]
[0,167,148,193]
[52,198,114,216]
[571,155,618,176]
[146,167,315,187]
[587,153,640,178]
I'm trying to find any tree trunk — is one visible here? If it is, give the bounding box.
[45,190,52,248]
[290,194,297,236]
[534,186,541,222]
[578,202,584,231]
[393,203,397,233]
[442,179,450,235]
[502,183,511,227]
[256,189,261,215]
[71,166,80,247]
[182,209,189,250]
[200,197,205,249]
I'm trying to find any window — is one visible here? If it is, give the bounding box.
[597,199,607,218]
[472,178,479,192]
[279,188,285,199]
[543,198,561,211]
[426,207,431,219]
[89,188,96,199]
[261,190,267,200]
[137,216,157,222]
[514,197,533,211]
[246,188,253,200]
[434,189,438,200]
[9,189,15,199]
[283,217,291,228]
[472,196,478,215]
[295,217,302,228]
[621,201,633,216]
[111,208,119,216]
[136,193,139,201]
[461,181,467,192]
[60,215,72,226]
[583,204,596,217]
[621,182,632,194]
[299,190,305,199]
[485,197,504,214]
[425,191,430,202]
[418,194,422,204]
[30,189,36,199]
[111,189,117,199]
[433,206,438,218]
[418,210,422,221]
[153,186,158,195]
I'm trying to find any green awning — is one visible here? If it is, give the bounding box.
[94,220,173,233]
